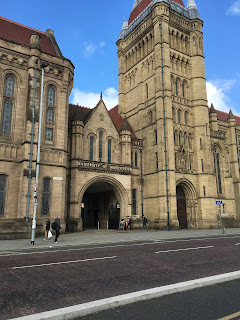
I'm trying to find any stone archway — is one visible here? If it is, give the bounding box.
[176,179,198,229]
[78,176,130,230]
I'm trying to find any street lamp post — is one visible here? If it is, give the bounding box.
[31,61,49,245]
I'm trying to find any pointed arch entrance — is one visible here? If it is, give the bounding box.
[79,176,129,230]
[176,179,198,229]
[176,185,187,229]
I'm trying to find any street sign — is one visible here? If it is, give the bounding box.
[53,177,63,181]
[216,200,223,205]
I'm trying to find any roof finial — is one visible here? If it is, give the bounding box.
[228,109,235,120]
[187,0,197,9]
[100,92,102,100]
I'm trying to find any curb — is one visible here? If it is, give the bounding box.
[9,270,240,320]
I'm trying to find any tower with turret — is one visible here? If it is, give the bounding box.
[116,0,239,229]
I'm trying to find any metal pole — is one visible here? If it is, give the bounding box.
[140,149,144,218]
[160,24,170,231]
[31,62,48,245]
[26,60,38,221]
[218,204,224,234]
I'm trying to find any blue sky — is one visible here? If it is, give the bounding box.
[1,0,240,115]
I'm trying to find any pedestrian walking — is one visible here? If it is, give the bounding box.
[141,215,149,231]
[43,218,51,240]
[127,216,132,230]
[54,216,61,243]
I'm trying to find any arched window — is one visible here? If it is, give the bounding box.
[146,83,149,100]
[179,132,182,145]
[99,131,103,162]
[0,175,7,215]
[213,147,222,194]
[47,86,55,107]
[135,152,138,167]
[45,86,56,142]
[90,136,94,161]
[184,111,188,125]
[182,82,185,97]
[184,133,187,146]
[178,110,181,124]
[108,140,112,163]
[172,107,176,123]
[175,80,178,96]
[41,177,51,215]
[149,110,153,125]
[188,134,191,148]
[2,75,14,135]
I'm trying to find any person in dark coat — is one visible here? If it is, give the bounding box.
[141,215,149,231]
[54,216,61,243]
[43,218,51,240]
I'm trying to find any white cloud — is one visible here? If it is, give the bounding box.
[206,80,240,116]
[83,41,106,56]
[226,1,240,15]
[71,88,118,110]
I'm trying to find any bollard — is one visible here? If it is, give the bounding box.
[107,221,108,230]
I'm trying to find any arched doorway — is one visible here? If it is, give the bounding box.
[176,185,188,229]
[82,181,120,230]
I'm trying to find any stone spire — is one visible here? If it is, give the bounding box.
[228,109,235,120]
[187,0,201,19]
[119,19,129,40]
[120,118,131,132]
[209,103,217,114]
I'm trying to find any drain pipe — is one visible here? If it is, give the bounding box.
[160,24,170,231]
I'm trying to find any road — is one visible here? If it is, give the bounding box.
[1,235,240,319]
[80,279,240,320]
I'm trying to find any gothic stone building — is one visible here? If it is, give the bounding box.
[0,0,240,238]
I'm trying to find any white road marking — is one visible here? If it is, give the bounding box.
[12,256,117,269]
[2,235,239,257]
[155,246,214,254]
[235,243,240,246]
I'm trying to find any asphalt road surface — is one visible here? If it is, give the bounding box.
[80,279,240,320]
[1,235,240,319]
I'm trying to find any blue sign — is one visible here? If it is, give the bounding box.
[216,201,223,205]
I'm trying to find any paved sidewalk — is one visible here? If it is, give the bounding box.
[1,227,240,252]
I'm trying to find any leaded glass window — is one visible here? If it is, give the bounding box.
[41,177,51,215]
[47,86,55,107]
[99,131,103,162]
[0,175,7,215]
[45,128,53,141]
[46,109,54,124]
[108,140,112,163]
[90,136,94,161]
[2,75,14,135]
[5,75,14,97]
[2,100,12,135]
[132,189,137,215]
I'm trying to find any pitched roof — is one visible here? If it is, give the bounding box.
[69,104,136,139]
[0,16,59,56]
[209,108,240,126]
[128,0,185,24]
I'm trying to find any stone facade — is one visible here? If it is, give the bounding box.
[0,1,240,239]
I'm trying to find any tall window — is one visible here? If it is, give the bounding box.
[99,131,103,162]
[135,152,138,167]
[178,110,181,124]
[189,155,192,171]
[41,177,51,215]
[182,82,185,97]
[2,75,14,135]
[45,86,55,142]
[90,136,94,161]
[132,189,137,215]
[200,138,202,150]
[146,83,148,99]
[154,130,158,144]
[108,140,112,163]
[131,151,133,167]
[213,147,222,194]
[0,175,7,215]
[184,111,188,125]
[175,81,178,96]
[156,152,158,171]
[201,159,204,173]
